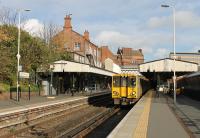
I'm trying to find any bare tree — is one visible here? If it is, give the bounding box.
[0,6,29,30]
[38,22,61,47]
[0,7,17,26]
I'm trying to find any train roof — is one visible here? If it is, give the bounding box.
[113,73,137,77]
[120,70,142,76]
[113,71,148,79]
[186,72,200,78]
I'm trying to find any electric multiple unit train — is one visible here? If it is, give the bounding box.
[112,73,151,105]
[175,72,200,100]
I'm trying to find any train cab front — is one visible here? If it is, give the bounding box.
[112,75,121,105]
[112,74,137,105]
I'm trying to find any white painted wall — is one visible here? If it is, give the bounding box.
[50,60,116,76]
[104,58,121,74]
[113,63,121,74]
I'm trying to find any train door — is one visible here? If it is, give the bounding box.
[127,76,136,98]
[120,75,127,97]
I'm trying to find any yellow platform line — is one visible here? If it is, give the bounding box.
[133,91,153,138]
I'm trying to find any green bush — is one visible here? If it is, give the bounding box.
[0,83,10,93]
[0,83,40,93]
[19,84,39,92]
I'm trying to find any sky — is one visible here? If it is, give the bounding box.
[0,0,200,62]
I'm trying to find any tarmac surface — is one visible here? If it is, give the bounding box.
[147,93,189,138]
[0,90,109,113]
[0,94,83,113]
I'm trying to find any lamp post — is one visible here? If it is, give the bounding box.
[16,9,31,101]
[161,4,176,104]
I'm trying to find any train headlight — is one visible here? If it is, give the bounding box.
[129,91,136,96]
[113,91,119,96]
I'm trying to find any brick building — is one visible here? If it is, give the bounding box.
[53,15,101,67]
[116,48,144,66]
[98,46,118,66]
[53,15,144,68]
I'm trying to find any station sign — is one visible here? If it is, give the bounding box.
[19,72,29,79]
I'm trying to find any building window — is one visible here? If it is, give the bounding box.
[64,43,68,49]
[74,42,81,51]
[94,49,96,56]
[89,46,92,54]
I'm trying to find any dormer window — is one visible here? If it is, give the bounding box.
[74,42,81,51]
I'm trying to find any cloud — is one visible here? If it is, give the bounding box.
[22,18,43,36]
[94,30,171,58]
[176,11,200,28]
[148,16,169,28]
[148,11,200,29]
[154,48,170,59]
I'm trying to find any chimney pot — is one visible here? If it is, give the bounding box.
[84,30,89,41]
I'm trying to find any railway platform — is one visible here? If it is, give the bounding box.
[108,90,199,138]
[0,90,110,115]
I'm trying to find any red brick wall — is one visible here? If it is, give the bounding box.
[117,48,144,66]
[99,46,114,63]
[53,15,99,64]
[122,48,132,56]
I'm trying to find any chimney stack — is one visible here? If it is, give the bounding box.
[84,30,89,41]
[64,15,72,30]
[139,49,142,53]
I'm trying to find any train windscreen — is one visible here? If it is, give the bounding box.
[113,76,120,87]
[128,77,136,87]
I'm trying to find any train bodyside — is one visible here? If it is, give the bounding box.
[177,72,200,100]
[112,74,150,105]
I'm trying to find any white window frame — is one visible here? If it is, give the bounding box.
[74,42,81,51]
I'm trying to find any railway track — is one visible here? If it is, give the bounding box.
[0,93,111,138]
[58,106,120,138]
[86,106,133,138]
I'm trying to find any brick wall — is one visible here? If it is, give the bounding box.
[53,15,99,66]
[99,46,114,63]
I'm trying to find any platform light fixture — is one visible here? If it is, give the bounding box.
[16,9,31,101]
[161,4,176,104]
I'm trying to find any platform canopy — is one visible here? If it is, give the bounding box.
[50,60,117,76]
[139,58,198,72]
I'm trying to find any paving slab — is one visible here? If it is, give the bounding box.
[167,94,200,138]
